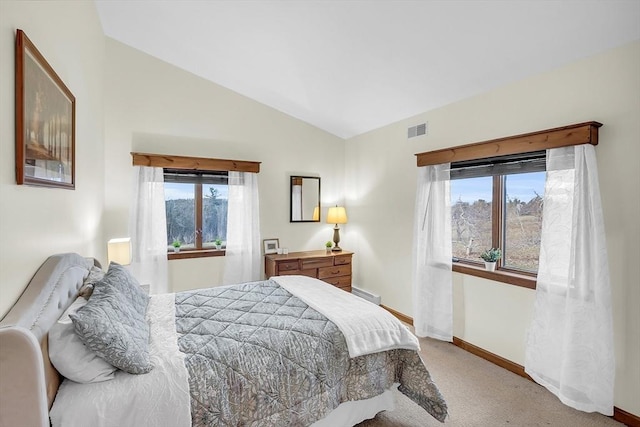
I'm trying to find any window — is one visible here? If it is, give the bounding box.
[130,152,261,261]
[415,121,602,289]
[451,176,493,262]
[502,173,544,271]
[450,152,545,275]
[164,169,228,253]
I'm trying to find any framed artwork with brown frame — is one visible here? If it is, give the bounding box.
[15,29,75,189]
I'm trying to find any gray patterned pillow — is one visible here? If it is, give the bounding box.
[104,262,149,314]
[70,266,153,374]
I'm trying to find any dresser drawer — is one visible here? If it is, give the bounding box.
[279,268,317,278]
[318,265,351,279]
[321,275,351,289]
[333,255,352,266]
[300,257,333,270]
[277,260,300,272]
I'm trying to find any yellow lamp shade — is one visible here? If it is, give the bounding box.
[107,238,131,265]
[326,206,348,224]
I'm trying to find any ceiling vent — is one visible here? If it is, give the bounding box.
[408,122,427,139]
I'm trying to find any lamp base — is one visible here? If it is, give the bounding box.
[332,225,342,252]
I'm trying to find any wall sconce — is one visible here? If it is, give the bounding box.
[107,237,131,265]
[326,206,348,252]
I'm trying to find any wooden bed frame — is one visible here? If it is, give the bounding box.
[0,253,98,427]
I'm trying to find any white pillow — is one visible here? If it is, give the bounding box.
[49,297,117,383]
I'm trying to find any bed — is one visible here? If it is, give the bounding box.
[0,253,447,426]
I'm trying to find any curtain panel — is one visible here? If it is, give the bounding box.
[129,166,169,294]
[223,171,261,285]
[412,164,453,341]
[525,145,614,415]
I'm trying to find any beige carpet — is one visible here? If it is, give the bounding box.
[356,335,621,426]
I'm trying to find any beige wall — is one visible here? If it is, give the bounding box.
[103,39,346,291]
[0,1,105,317]
[345,41,640,415]
[0,1,637,417]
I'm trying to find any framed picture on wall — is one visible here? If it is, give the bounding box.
[263,238,280,254]
[15,29,76,189]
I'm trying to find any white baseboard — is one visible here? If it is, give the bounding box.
[351,286,381,305]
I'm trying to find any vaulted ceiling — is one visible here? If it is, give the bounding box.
[95,1,640,139]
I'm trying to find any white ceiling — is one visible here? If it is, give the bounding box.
[95,1,640,139]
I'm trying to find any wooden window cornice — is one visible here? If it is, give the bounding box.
[131,152,261,173]
[415,121,602,167]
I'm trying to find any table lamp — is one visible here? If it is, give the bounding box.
[107,237,132,265]
[326,206,347,252]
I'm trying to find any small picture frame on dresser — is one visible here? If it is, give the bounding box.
[263,238,280,254]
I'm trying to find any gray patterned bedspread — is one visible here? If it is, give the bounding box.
[174,280,447,426]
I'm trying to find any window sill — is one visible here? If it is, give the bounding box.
[452,263,536,290]
[168,249,225,260]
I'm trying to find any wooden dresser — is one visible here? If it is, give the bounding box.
[265,250,353,292]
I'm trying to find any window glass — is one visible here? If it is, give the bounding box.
[451,176,493,263]
[503,172,545,272]
[164,173,228,252]
[202,184,228,247]
[165,182,195,249]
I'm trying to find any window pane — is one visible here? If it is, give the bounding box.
[202,184,228,247]
[165,182,195,249]
[503,172,545,272]
[451,176,493,263]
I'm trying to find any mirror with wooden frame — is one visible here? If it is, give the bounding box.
[290,176,321,222]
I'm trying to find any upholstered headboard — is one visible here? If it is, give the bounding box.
[0,253,99,427]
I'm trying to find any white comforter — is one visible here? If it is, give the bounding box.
[273,275,420,357]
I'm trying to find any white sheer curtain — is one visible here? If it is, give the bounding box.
[412,164,453,341]
[525,145,614,415]
[223,171,261,285]
[129,166,169,294]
